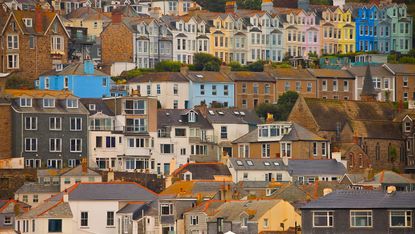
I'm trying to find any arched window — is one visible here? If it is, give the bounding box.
[375,143,380,160]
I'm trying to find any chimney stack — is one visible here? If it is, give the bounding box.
[107,168,115,182]
[35,5,43,33]
[81,158,87,174]
[387,186,396,195]
[261,0,273,12]
[111,11,122,24]
[225,0,237,13]
[63,190,69,202]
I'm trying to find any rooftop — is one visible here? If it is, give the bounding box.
[127,72,189,83]
[288,159,346,176]
[229,158,287,171]
[172,163,231,180]
[302,190,415,209]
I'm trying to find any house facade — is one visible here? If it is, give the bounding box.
[308,68,355,100]
[0,8,69,81]
[5,89,89,169]
[274,68,318,100]
[383,64,415,105]
[36,60,112,98]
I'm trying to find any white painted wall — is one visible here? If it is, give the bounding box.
[212,123,250,144]
[228,166,292,183]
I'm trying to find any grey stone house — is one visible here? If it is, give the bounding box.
[6,90,89,168]
[301,189,415,234]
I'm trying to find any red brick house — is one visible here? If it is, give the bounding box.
[0,7,69,81]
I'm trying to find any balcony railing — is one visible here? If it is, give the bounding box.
[89,125,114,131]
[124,126,147,134]
[189,135,216,143]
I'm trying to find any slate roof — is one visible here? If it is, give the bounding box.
[205,109,260,125]
[60,165,101,177]
[288,160,346,176]
[302,190,415,209]
[301,98,400,139]
[172,163,231,180]
[157,109,213,129]
[233,122,326,143]
[127,72,188,83]
[360,64,378,97]
[68,182,158,201]
[307,69,354,79]
[356,171,415,185]
[160,181,235,198]
[273,68,315,80]
[185,71,233,83]
[227,71,275,82]
[117,202,146,214]
[229,158,287,171]
[41,63,109,76]
[18,200,72,219]
[15,183,60,194]
[10,10,62,35]
[207,200,281,222]
[348,65,393,77]
[385,64,415,75]
[80,98,115,116]
[66,7,110,21]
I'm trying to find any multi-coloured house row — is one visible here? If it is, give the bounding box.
[100,0,413,71]
[123,64,415,110]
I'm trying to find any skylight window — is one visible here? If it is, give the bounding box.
[209,110,215,115]
[218,111,224,115]
[240,111,246,116]
[264,162,270,166]
[273,162,280,166]
[196,74,203,78]
[246,160,254,166]
[236,160,243,166]
[234,111,240,115]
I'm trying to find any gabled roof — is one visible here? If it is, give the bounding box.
[0,199,30,214]
[172,163,231,180]
[60,165,101,177]
[80,98,115,116]
[288,159,346,176]
[4,89,75,98]
[227,71,275,82]
[205,108,260,125]
[302,190,415,209]
[384,63,415,75]
[307,69,354,79]
[15,183,60,194]
[160,181,234,198]
[207,200,282,222]
[358,171,415,185]
[185,71,233,83]
[348,65,393,77]
[68,182,158,201]
[273,68,315,80]
[157,109,213,129]
[127,72,188,83]
[229,158,287,171]
[18,200,72,219]
[41,63,109,76]
[65,7,110,21]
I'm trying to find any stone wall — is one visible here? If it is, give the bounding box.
[0,169,37,199]
[101,23,134,66]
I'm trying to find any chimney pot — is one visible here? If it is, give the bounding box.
[387,186,396,194]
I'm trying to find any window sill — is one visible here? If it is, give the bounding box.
[106,226,116,228]
[80,226,90,229]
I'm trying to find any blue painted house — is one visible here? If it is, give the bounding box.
[36,60,113,98]
[185,71,234,108]
[355,5,384,53]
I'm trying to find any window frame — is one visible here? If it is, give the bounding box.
[389,210,412,228]
[350,210,373,228]
[312,211,334,228]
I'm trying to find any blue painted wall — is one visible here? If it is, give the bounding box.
[188,82,235,108]
[355,6,381,52]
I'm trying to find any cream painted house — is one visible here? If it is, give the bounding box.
[126,72,190,109]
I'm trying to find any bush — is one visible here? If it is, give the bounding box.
[246,60,264,72]
[255,91,299,121]
[192,53,221,71]
[229,61,247,71]
[155,60,181,72]
[6,76,33,89]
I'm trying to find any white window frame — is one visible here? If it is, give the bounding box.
[67,99,78,108]
[24,138,37,152]
[350,210,373,228]
[70,117,82,131]
[70,138,82,152]
[49,138,62,152]
[190,215,198,226]
[7,54,19,69]
[389,210,412,228]
[25,116,37,130]
[49,117,62,131]
[261,143,270,158]
[312,211,334,227]
[51,36,64,52]
[23,18,33,27]
[43,98,55,108]
[20,98,32,107]
[7,35,18,49]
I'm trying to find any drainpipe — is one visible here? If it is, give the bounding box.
[20,113,23,157]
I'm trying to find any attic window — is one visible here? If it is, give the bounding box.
[236,160,243,166]
[188,111,196,123]
[23,18,33,27]
[246,160,254,166]
[89,104,96,111]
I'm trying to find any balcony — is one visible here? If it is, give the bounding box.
[124,126,148,135]
[189,135,216,144]
[72,35,96,45]
[89,125,114,131]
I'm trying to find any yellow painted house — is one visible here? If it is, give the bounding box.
[319,7,355,54]
[64,7,111,37]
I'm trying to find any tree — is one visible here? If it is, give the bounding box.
[255,92,299,121]
[155,60,181,72]
[255,103,279,120]
[192,53,221,71]
[6,76,32,89]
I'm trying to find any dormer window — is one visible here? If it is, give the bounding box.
[66,99,78,108]
[188,111,196,123]
[43,98,55,108]
[405,121,411,132]
[23,18,32,27]
[89,104,96,111]
[20,97,32,107]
